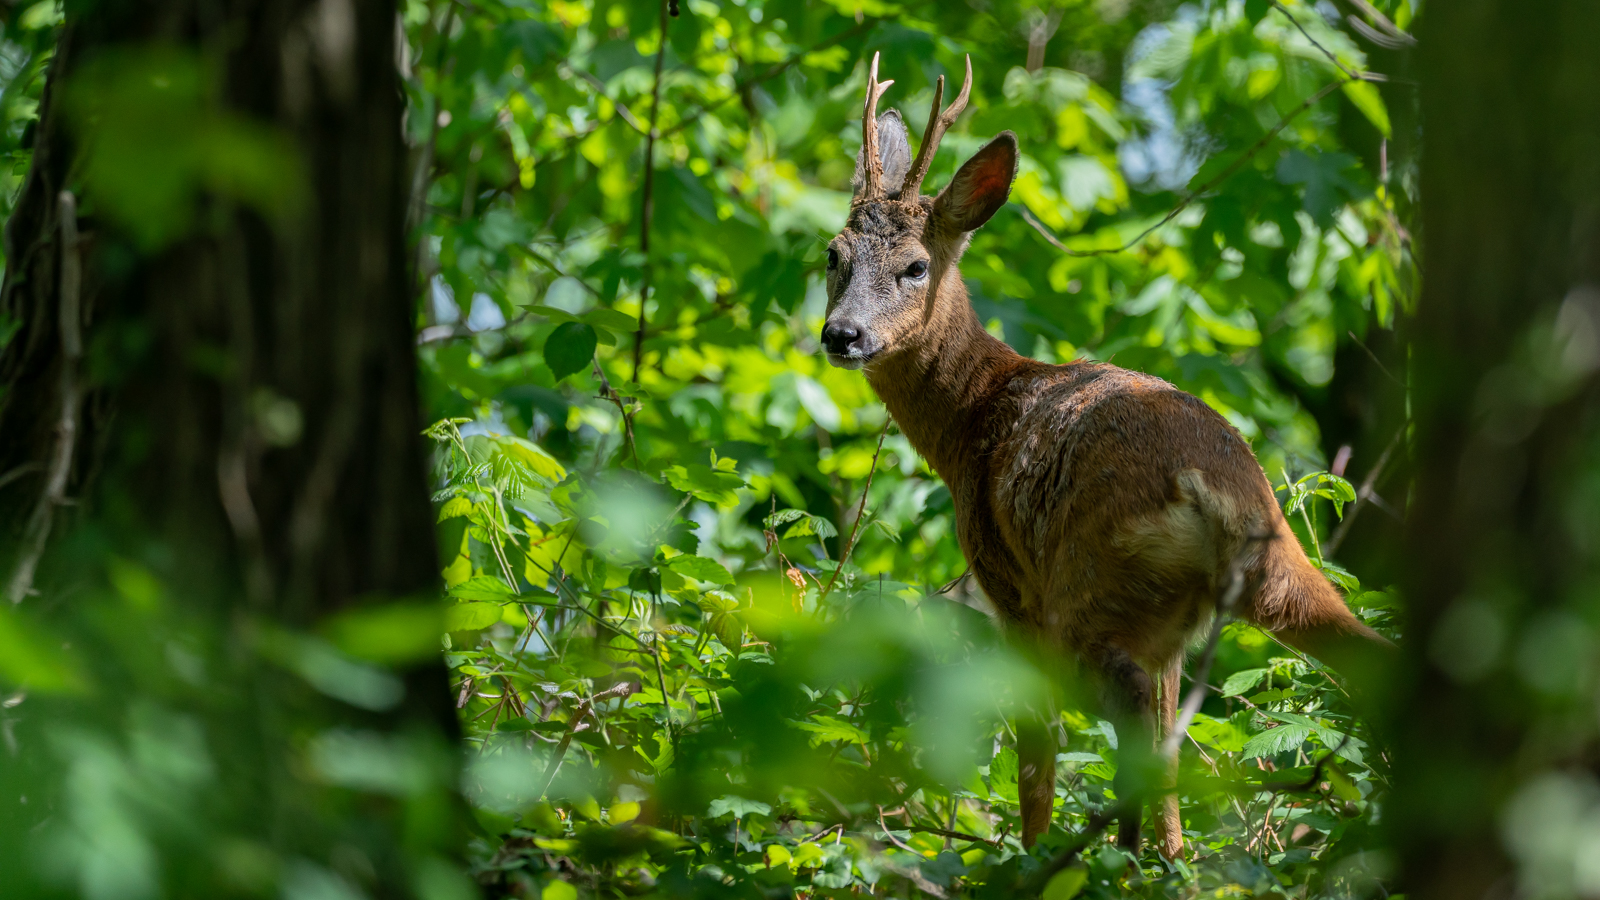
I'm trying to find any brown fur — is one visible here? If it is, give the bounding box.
[822,64,1381,858]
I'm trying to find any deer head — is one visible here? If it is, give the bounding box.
[821,54,1018,371]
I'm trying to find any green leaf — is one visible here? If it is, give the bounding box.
[1219,667,1269,697]
[322,602,444,664]
[544,321,597,380]
[1341,80,1392,137]
[1315,559,1362,592]
[708,795,771,819]
[1044,865,1088,900]
[1187,713,1249,753]
[794,715,870,746]
[663,463,745,508]
[666,555,735,585]
[449,576,516,602]
[445,602,503,632]
[437,496,473,521]
[542,880,577,900]
[0,605,88,695]
[989,746,1019,804]
[492,435,568,483]
[1242,724,1312,759]
[580,307,639,335]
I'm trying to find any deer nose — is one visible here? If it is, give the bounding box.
[822,320,862,355]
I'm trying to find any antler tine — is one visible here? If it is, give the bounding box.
[901,54,974,199]
[860,51,895,202]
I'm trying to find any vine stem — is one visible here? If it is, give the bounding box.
[816,418,891,605]
[7,192,82,605]
[632,0,671,383]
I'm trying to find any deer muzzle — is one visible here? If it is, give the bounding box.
[822,318,878,369]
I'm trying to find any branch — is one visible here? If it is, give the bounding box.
[632,0,671,383]
[573,69,650,136]
[536,681,636,798]
[816,418,891,605]
[663,20,875,139]
[1270,1,1363,83]
[1325,428,1403,556]
[904,825,1003,848]
[1021,79,1348,258]
[7,192,82,605]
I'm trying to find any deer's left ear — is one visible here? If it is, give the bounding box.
[934,132,1018,232]
[853,109,912,199]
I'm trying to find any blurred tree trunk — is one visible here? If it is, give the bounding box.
[1396,1,1600,897]
[0,0,459,892]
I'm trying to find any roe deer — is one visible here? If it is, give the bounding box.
[820,54,1385,858]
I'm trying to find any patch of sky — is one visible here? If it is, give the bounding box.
[466,293,506,331]
[1118,9,1205,192]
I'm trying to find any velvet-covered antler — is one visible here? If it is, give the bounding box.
[901,55,973,198]
[857,52,896,201]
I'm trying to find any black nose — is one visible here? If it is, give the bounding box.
[822,320,862,355]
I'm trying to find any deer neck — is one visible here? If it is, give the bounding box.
[865,270,1023,481]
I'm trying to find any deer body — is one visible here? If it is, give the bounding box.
[824,56,1381,858]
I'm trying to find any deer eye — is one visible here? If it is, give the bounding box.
[826,248,839,269]
[905,259,928,279]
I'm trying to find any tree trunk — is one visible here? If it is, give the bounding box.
[0,0,460,894]
[1396,2,1600,896]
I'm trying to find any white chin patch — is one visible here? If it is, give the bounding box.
[827,353,866,370]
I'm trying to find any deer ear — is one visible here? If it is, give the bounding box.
[934,132,1018,232]
[853,109,912,199]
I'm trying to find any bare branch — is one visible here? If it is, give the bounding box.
[632,0,671,383]
[1326,428,1404,555]
[817,419,891,604]
[1022,79,1347,258]
[7,192,83,605]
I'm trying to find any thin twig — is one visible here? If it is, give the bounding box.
[573,69,649,136]
[518,245,601,295]
[905,825,1003,848]
[1346,329,1404,388]
[536,682,636,798]
[632,0,671,383]
[408,2,459,291]
[876,806,918,853]
[816,419,891,604]
[7,193,82,605]
[1271,1,1362,83]
[1160,534,1271,761]
[592,359,639,469]
[0,463,41,496]
[663,20,875,139]
[1021,80,1347,258]
[1326,428,1403,555]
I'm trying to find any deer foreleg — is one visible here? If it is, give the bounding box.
[1018,714,1057,847]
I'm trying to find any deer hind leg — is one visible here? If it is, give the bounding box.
[1151,660,1185,860]
[1086,643,1158,854]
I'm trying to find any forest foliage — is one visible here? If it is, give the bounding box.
[0,0,1419,898]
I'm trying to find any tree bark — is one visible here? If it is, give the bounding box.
[1396,2,1600,897]
[0,0,460,893]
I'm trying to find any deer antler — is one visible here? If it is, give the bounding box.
[901,55,973,199]
[858,52,896,202]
